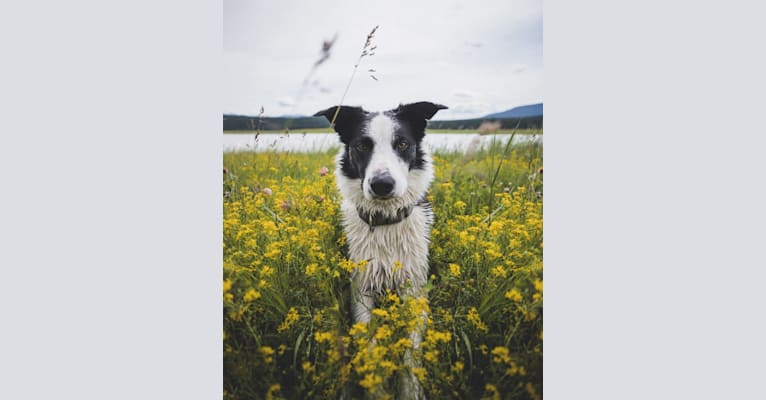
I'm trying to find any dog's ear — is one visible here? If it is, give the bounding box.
[392,102,448,140]
[395,101,448,121]
[314,105,367,144]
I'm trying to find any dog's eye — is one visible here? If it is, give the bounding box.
[355,142,370,152]
[396,140,409,151]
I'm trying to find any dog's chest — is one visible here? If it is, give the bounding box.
[342,202,432,292]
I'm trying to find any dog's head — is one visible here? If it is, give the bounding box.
[314,102,447,209]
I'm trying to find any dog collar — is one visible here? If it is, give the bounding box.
[357,205,415,231]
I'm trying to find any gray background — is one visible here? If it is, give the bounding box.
[1,1,764,399]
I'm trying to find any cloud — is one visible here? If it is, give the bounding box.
[277,96,295,107]
[224,0,543,119]
[450,90,475,99]
[445,102,492,118]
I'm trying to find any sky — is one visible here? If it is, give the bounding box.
[224,0,542,120]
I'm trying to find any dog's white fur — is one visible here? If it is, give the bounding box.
[335,113,433,398]
[336,115,434,302]
[361,115,412,201]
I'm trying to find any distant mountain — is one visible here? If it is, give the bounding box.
[223,103,544,131]
[483,103,543,119]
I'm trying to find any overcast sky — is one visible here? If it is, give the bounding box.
[224,0,542,120]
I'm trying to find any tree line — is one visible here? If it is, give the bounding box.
[223,114,542,131]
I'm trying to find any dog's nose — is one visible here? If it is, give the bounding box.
[370,174,395,197]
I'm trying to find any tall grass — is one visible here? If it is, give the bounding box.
[223,141,542,399]
[326,25,379,129]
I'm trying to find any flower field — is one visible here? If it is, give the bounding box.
[223,138,543,399]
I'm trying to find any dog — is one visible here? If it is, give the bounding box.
[315,101,447,399]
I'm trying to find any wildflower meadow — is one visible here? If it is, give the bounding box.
[223,137,543,399]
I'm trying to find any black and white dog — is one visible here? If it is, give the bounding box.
[315,101,447,398]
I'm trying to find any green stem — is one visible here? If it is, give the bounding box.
[487,119,522,223]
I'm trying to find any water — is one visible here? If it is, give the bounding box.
[223,132,542,153]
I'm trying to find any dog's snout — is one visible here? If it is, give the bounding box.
[369,174,395,197]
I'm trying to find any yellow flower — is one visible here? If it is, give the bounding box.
[467,307,488,332]
[264,248,281,259]
[491,346,511,364]
[223,279,232,292]
[454,200,467,211]
[278,307,299,332]
[392,338,413,353]
[505,288,523,302]
[357,259,369,271]
[378,360,398,376]
[327,349,341,362]
[261,220,278,235]
[485,383,500,400]
[488,220,504,236]
[491,266,507,278]
[349,322,368,336]
[424,350,439,362]
[427,330,452,343]
[451,361,464,372]
[411,367,426,382]
[374,325,392,340]
[371,308,390,319]
[534,278,543,292]
[314,331,333,343]
[305,263,318,276]
[386,291,401,304]
[485,248,503,259]
[228,307,245,321]
[439,309,454,324]
[260,346,275,363]
[302,361,314,372]
[393,260,403,272]
[338,259,357,273]
[448,263,461,277]
[359,373,383,390]
[243,288,261,302]
[265,384,281,400]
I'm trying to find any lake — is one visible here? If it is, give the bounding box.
[223,133,542,153]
